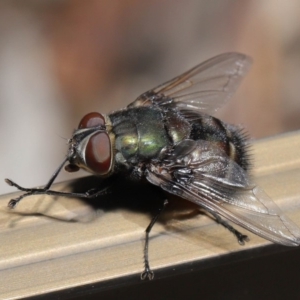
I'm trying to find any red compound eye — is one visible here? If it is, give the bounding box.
[85,132,111,175]
[78,112,105,129]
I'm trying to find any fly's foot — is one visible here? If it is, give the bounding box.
[5,178,13,186]
[141,267,154,280]
[8,198,19,209]
[5,178,32,192]
[237,232,249,245]
[4,178,19,209]
[5,178,42,209]
[7,192,34,209]
[5,178,27,209]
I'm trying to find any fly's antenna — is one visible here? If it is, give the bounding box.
[56,133,69,143]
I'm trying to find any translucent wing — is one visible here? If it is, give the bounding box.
[129,53,252,114]
[146,139,300,246]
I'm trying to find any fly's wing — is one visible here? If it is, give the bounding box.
[146,139,300,246]
[128,53,252,114]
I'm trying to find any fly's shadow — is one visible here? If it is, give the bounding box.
[68,175,168,216]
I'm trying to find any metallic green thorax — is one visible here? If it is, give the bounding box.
[109,107,171,166]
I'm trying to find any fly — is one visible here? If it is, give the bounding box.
[5,52,300,280]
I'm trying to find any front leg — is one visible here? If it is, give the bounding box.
[5,178,111,209]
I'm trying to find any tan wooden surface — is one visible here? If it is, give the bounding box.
[0,131,300,299]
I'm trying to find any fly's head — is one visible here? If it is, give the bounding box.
[65,112,115,177]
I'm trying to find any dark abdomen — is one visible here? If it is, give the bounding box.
[189,113,250,171]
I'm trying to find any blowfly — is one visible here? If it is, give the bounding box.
[6,53,300,280]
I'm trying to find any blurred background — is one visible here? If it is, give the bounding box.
[1,0,300,194]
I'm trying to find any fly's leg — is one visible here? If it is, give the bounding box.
[141,199,168,280]
[5,178,111,209]
[211,212,249,245]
